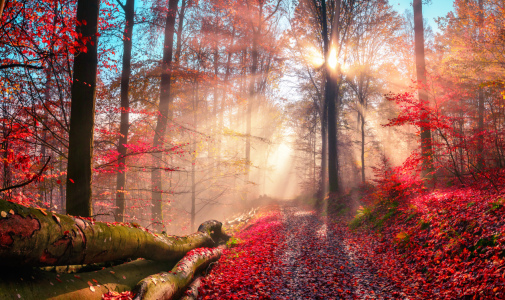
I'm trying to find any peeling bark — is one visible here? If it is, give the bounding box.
[132,247,223,300]
[0,200,228,267]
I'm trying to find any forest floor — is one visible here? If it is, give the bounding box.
[198,203,402,299]
[198,187,505,299]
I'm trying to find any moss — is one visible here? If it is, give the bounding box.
[349,200,400,231]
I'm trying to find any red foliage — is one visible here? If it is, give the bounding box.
[199,209,285,299]
[351,187,505,298]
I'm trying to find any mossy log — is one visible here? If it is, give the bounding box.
[179,276,202,300]
[0,259,175,300]
[0,199,228,267]
[132,247,223,300]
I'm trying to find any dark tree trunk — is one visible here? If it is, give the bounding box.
[66,0,100,217]
[115,0,135,223]
[413,0,433,178]
[151,0,178,231]
[318,100,327,201]
[323,0,341,195]
[361,111,365,183]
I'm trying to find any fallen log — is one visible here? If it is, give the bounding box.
[0,258,175,300]
[0,199,228,267]
[132,247,224,300]
[179,276,202,300]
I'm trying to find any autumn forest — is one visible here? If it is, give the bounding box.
[1,0,505,299]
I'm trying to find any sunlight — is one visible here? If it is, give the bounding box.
[263,141,299,199]
[328,47,337,70]
[307,46,324,68]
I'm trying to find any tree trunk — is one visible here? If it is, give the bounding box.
[413,0,433,178]
[116,0,135,223]
[477,0,485,170]
[132,247,223,300]
[151,0,178,231]
[361,111,365,183]
[0,0,6,21]
[322,0,341,195]
[0,258,176,300]
[317,105,327,202]
[180,276,202,300]
[66,0,100,218]
[191,81,198,233]
[0,199,228,267]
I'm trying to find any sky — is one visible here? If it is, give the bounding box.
[391,0,455,32]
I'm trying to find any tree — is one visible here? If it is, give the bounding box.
[151,0,178,231]
[413,0,433,179]
[115,0,135,222]
[66,0,101,217]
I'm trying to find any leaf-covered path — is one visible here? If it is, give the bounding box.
[198,204,401,299]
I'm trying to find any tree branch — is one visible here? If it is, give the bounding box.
[0,64,44,70]
[0,157,51,193]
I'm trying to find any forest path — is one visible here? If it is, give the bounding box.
[272,204,399,299]
[199,204,401,299]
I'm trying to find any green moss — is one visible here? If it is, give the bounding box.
[349,200,400,231]
[226,237,243,248]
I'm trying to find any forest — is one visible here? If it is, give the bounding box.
[0,0,504,299]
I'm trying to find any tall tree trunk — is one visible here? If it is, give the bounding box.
[115,0,135,223]
[191,81,198,233]
[317,105,327,201]
[361,110,365,183]
[477,0,485,170]
[245,34,258,204]
[324,0,341,194]
[174,0,186,64]
[0,0,6,21]
[413,0,433,179]
[66,0,100,217]
[151,0,178,231]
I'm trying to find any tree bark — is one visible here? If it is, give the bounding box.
[66,0,100,217]
[0,259,175,300]
[116,0,135,223]
[413,0,433,178]
[0,199,228,267]
[321,0,341,195]
[132,247,223,300]
[180,275,202,300]
[477,0,485,170]
[151,0,178,231]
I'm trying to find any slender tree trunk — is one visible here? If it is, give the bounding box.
[245,35,258,203]
[413,0,433,179]
[477,0,485,170]
[0,0,6,21]
[66,0,100,217]
[151,0,178,231]
[317,106,327,200]
[361,111,365,183]
[174,0,186,64]
[191,81,198,233]
[115,0,135,223]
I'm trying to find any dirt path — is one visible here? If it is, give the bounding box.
[198,204,401,299]
[273,205,399,299]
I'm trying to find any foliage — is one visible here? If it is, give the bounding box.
[349,186,505,298]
